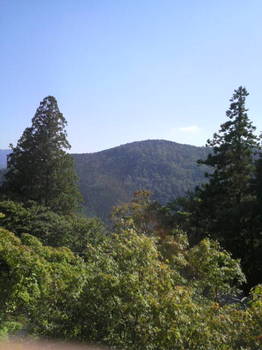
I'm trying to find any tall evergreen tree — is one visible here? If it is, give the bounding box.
[195,87,261,287]
[1,96,81,214]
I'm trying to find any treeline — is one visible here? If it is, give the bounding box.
[0,90,261,349]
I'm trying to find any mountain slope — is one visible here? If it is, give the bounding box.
[72,140,210,219]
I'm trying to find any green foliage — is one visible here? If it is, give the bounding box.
[111,190,159,235]
[0,227,86,339]
[61,229,261,349]
[0,219,261,348]
[185,238,246,300]
[1,96,81,214]
[158,232,246,301]
[71,229,174,348]
[0,320,22,341]
[0,200,105,251]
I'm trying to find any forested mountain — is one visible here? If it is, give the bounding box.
[1,140,209,219]
[72,140,209,219]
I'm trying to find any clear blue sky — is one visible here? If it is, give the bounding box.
[1,0,262,153]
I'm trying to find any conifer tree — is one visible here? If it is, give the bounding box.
[195,87,261,287]
[1,96,81,214]
[201,87,258,193]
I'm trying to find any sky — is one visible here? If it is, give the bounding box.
[1,0,262,153]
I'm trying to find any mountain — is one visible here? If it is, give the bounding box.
[0,150,9,169]
[0,141,210,220]
[72,140,210,220]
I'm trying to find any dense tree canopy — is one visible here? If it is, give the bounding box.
[0,216,261,349]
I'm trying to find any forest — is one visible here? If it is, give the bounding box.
[0,88,261,349]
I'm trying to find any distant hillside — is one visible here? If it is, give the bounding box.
[72,140,210,220]
[0,141,210,220]
[0,150,9,169]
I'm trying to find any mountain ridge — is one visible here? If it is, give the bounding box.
[72,139,209,219]
[73,139,206,155]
